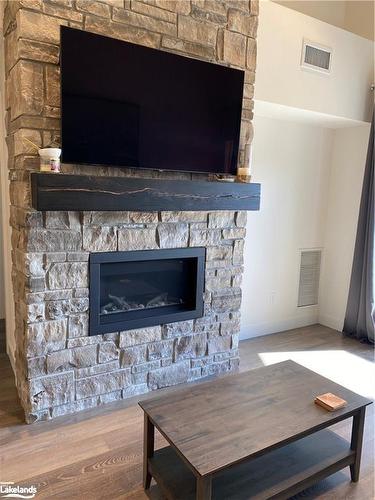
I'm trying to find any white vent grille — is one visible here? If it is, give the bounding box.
[297,250,321,307]
[301,40,332,73]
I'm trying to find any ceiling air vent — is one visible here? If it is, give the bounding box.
[301,40,332,74]
[297,250,322,307]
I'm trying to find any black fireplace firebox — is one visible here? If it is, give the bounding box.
[89,248,205,335]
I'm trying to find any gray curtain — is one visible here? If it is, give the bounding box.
[343,113,374,343]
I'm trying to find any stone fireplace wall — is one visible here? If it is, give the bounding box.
[3,0,258,422]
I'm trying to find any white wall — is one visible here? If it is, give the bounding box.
[241,115,333,338]
[240,0,372,340]
[0,3,4,320]
[241,118,370,339]
[0,8,16,364]
[256,1,374,124]
[319,125,371,331]
[0,9,5,320]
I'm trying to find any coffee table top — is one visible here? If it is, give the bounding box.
[139,360,371,477]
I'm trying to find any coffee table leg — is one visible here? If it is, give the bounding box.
[196,475,212,500]
[143,413,154,490]
[350,407,366,482]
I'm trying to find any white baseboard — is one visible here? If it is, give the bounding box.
[240,313,319,340]
[318,313,343,332]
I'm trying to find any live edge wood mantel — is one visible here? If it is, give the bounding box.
[31,173,261,212]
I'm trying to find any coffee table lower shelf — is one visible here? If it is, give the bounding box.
[148,429,355,500]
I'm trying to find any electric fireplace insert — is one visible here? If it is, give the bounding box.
[89,248,205,335]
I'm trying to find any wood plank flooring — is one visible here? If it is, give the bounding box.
[0,324,373,499]
[0,319,5,353]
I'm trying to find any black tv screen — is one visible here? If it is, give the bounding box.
[61,27,244,175]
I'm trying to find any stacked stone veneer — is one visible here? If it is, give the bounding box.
[3,0,258,422]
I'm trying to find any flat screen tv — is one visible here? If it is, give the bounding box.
[61,27,244,175]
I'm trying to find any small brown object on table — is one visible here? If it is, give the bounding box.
[315,392,348,411]
[139,360,372,500]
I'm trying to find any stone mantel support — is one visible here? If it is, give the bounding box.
[3,0,259,422]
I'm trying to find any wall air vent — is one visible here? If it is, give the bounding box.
[297,250,322,307]
[301,40,332,74]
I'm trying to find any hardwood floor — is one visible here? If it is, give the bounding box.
[0,324,373,499]
[0,319,5,354]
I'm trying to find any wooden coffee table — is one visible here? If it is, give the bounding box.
[139,360,371,499]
